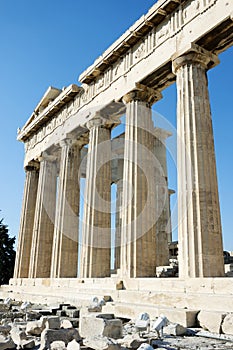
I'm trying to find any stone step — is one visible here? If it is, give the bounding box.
[102,301,198,328]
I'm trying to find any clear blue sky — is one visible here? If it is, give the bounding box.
[0,1,232,251]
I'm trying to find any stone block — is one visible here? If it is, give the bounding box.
[80,315,122,339]
[135,313,150,332]
[45,316,60,330]
[103,296,112,302]
[83,336,120,350]
[222,313,233,335]
[60,319,73,329]
[197,311,226,334]
[67,339,80,350]
[116,281,124,290]
[163,323,187,336]
[88,305,102,312]
[40,328,81,350]
[26,320,44,336]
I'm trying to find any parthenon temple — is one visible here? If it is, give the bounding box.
[6,0,233,318]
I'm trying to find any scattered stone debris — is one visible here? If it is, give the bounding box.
[1,297,233,350]
[135,313,150,334]
[151,315,168,338]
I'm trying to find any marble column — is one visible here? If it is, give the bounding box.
[28,153,57,278]
[51,139,81,278]
[153,128,171,266]
[114,178,123,271]
[168,189,175,243]
[172,46,225,278]
[120,87,162,277]
[80,116,112,278]
[14,163,39,278]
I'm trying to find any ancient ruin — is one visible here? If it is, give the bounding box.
[2,0,233,326]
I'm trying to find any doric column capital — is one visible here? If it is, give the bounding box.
[172,44,219,74]
[38,152,57,163]
[25,160,40,171]
[86,113,117,130]
[86,116,103,130]
[123,83,162,107]
[59,138,73,148]
[75,134,89,147]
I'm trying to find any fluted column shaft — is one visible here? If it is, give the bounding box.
[114,179,123,271]
[29,153,57,278]
[14,165,39,278]
[173,48,224,278]
[80,117,111,278]
[120,88,162,277]
[51,140,81,278]
[154,129,171,266]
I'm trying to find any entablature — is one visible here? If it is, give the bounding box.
[17,0,233,155]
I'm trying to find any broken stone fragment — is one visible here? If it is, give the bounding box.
[40,328,81,350]
[116,281,124,290]
[26,319,44,336]
[103,296,112,302]
[221,313,233,335]
[136,343,154,350]
[60,319,73,329]
[197,311,226,334]
[80,314,122,339]
[10,326,27,347]
[163,323,187,336]
[21,302,32,312]
[117,333,145,349]
[83,336,120,350]
[135,313,150,333]
[50,340,66,350]
[88,304,102,312]
[67,339,80,350]
[3,298,12,306]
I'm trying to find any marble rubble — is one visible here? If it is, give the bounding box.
[0,298,233,349]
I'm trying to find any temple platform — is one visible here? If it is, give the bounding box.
[1,277,232,327]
